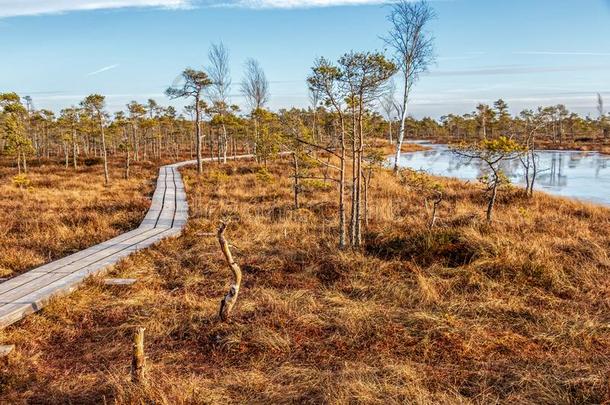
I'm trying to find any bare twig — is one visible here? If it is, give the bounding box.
[429,190,443,230]
[217,221,242,321]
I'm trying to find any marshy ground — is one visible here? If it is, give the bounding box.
[0,160,158,278]
[0,156,608,404]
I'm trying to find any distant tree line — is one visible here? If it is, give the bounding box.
[2,0,608,249]
[385,98,610,145]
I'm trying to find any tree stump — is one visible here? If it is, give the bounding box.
[131,327,146,385]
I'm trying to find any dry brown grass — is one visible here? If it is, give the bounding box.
[0,156,608,404]
[0,159,159,277]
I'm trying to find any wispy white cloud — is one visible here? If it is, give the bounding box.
[0,0,401,16]
[227,0,390,9]
[86,64,120,76]
[0,0,191,18]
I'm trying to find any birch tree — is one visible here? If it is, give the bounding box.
[240,58,270,161]
[207,43,232,163]
[380,80,398,144]
[385,0,436,172]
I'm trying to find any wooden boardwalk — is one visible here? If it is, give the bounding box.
[0,160,198,329]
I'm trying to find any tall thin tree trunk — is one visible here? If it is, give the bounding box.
[99,115,110,186]
[125,150,130,180]
[350,107,358,247]
[312,108,317,142]
[195,98,202,174]
[222,123,228,164]
[216,129,222,163]
[72,129,78,169]
[523,154,530,194]
[292,152,299,210]
[131,125,139,162]
[335,111,347,250]
[363,170,371,229]
[393,85,409,173]
[355,104,364,247]
[253,117,260,163]
[529,150,537,196]
[487,178,498,223]
[22,152,27,173]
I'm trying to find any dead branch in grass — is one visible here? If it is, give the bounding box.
[217,221,242,321]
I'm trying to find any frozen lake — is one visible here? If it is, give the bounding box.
[396,141,610,206]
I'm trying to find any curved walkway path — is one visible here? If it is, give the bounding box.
[0,159,203,329]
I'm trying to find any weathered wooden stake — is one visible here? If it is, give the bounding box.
[217,221,242,321]
[131,327,146,384]
[0,345,15,366]
[429,190,443,230]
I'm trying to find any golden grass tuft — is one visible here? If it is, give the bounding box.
[0,159,158,277]
[0,155,608,403]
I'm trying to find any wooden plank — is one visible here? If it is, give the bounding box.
[0,156,257,329]
[0,228,180,327]
[0,345,14,357]
[0,272,51,296]
[0,219,168,307]
[155,168,177,229]
[104,278,137,286]
[30,228,149,274]
[0,303,38,329]
[44,227,166,274]
[172,169,188,229]
[141,167,168,229]
[0,272,88,304]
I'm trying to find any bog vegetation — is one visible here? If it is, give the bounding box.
[0,0,609,403]
[0,157,608,404]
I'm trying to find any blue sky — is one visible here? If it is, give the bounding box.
[1,0,610,118]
